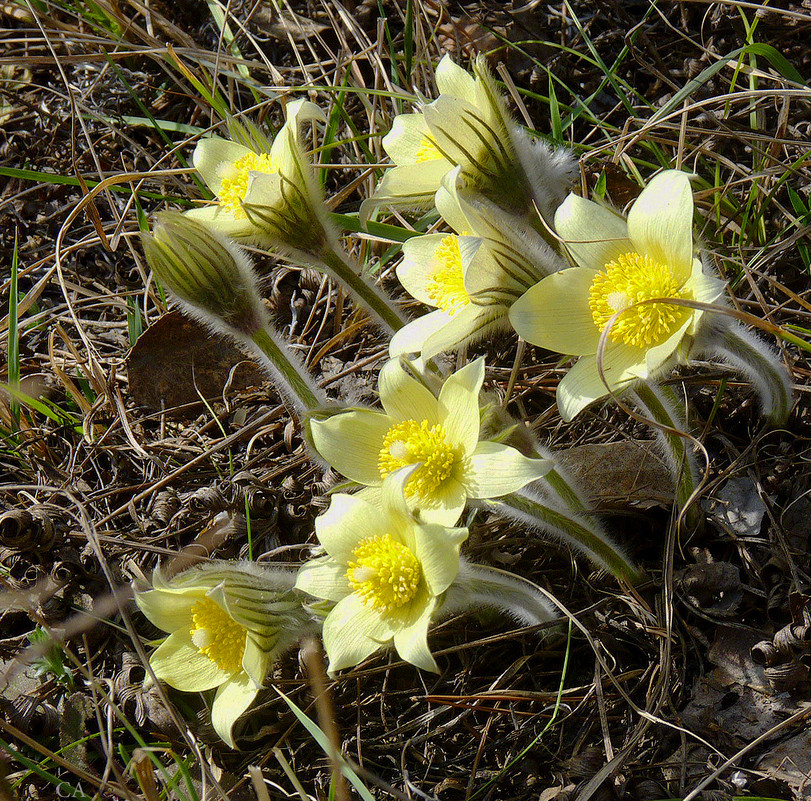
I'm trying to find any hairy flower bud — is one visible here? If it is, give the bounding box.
[142,212,267,337]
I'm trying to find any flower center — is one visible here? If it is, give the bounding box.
[425,234,470,315]
[189,597,246,673]
[219,152,279,219]
[415,135,442,163]
[587,252,691,348]
[347,534,421,612]
[378,419,458,498]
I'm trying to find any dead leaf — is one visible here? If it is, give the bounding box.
[676,562,743,617]
[126,312,264,416]
[757,726,811,799]
[556,441,674,510]
[705,477,767,538]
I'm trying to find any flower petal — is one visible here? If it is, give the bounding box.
[413,526,465,595]
[135,588,198,634]
[435,55,477,102]
[284,98,326,128]
[309,410,391,485]
[556,344,642,422]
[397,233,450,306]
[434,169,470,233]
[438,358,484,453]
[192,137,253,196]
[295,556,352,602]
[690,261,726,305]
[383,114,442,165]
[554,194,633,272]
[241,636,273,688]
[418,476,467,526]
[627,170,694,285]
[640,317,692,377]
[366,161,450,212]
[467,441,552,498]
[150,632,229,692]
[316,493,383,563]
[423,95,501,173]
[508,268,601,355]
[389,309,453,357]
[421,304,504,361]
[393,597,438,673]
[211,672,258,748]
[183,206,258,241]
[322,594,396,673]
[378,358,440,424]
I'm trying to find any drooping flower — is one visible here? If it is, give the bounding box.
[389,168,566,360]
[295,469,468,673]
[307,357,552,526]
[364,55,573,224]
[134,561,309,747]
[509,170,727,422]
[186,99,335,261]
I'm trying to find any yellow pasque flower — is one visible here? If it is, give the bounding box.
[294,469,468,673]
[509,170,726,421]
[187,99,334,259]
[365,55,572,220]
[308,357,551,526]
[134,562,307,748]
[389,168,565,360]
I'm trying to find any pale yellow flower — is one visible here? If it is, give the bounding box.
[509,170,726,421]
[187,99,334,259]
[134,562,306,747]
[365,55,572,220]
[389,168,565,360]
[308,357,551,526]
[295,470,468,673]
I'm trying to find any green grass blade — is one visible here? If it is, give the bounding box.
[274,686,376,801]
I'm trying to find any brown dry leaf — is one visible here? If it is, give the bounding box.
[556,441,674,510]
[757,725,811,798]
[679,627,795,751]
[126,312,264,415]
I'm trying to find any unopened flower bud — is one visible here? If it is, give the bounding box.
[142,212,267,337]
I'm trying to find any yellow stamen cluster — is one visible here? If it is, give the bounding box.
[347,534,421,612]
[426,234,470,315]
[378,419,457,498]
[588,252,690,349]
[189,597,246,673]
[414,135,442,163]
[219,152,279,218]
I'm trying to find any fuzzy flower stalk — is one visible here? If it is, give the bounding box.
[295,469,558,673]
[188,98,404,334]
[134,562,311,747]
[389,168,567,361]
[364,55,574,242]
[142,212,327,414]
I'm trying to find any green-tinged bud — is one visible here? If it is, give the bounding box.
[142,212,266,337]
[133,560,315,748]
